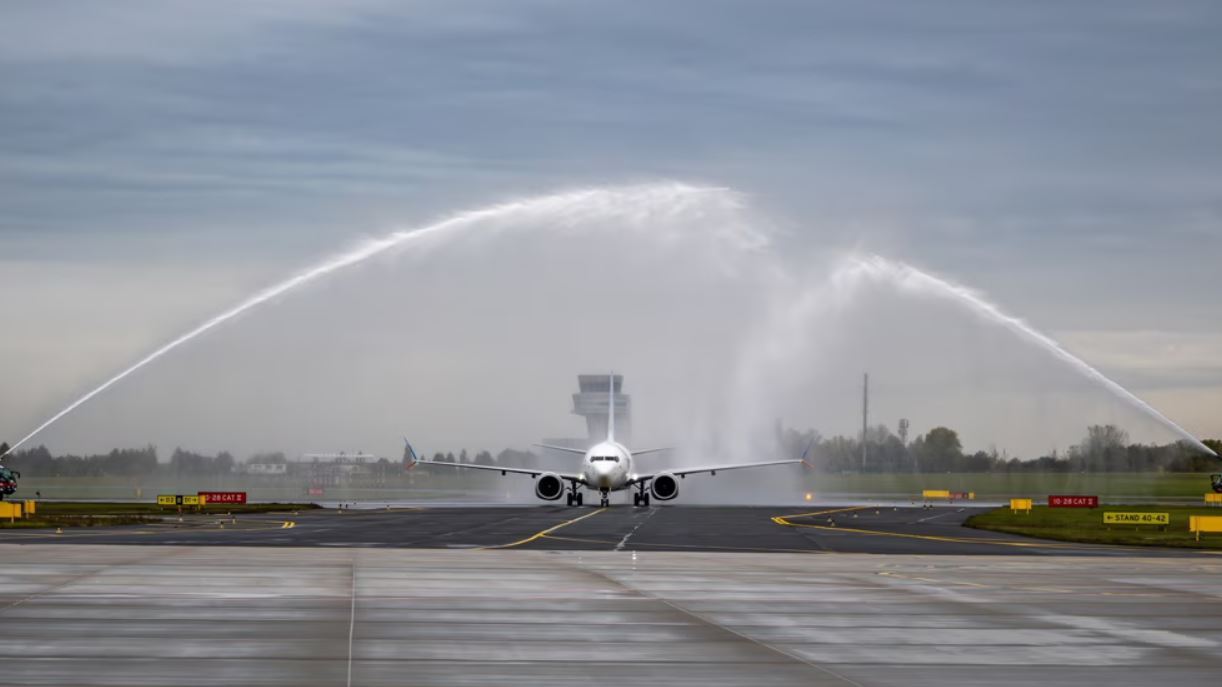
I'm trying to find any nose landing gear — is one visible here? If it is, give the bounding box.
[599,488,610,508]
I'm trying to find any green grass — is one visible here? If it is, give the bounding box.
[35,502,318,516]
[0,515,161,529]
[965,504,1222,549]
[0,501,317,528]
[809,472,1217,498]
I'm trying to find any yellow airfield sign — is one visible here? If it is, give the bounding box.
[1103,512,1168,525]
[157,494,202,506]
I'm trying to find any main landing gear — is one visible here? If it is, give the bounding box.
[632,485,650,508]
[566,485,584,507]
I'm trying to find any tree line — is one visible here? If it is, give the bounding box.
[2,427,1218,478]
[778,425,1222,474]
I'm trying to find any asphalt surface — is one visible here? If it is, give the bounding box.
[0,504,1211,556]
[1,544,1220,686]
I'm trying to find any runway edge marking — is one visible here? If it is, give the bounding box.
[477,508,607,550]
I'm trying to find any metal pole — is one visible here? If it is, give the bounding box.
[862,373,868,471]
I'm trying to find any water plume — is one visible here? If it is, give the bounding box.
[3,182,752,456]
[831,254,1215,456]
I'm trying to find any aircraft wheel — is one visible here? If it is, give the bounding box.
[642,494,650,507]
[633,493,640,507]
[575,492,584,506]
[566,493,574,507]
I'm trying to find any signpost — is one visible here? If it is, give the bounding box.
[199,491,246,505]
[1048,495,1098,508]
[1190,515,1222,541]
[1009,498,1032,514]
[157,494,203,506]
[1103,512,1168,526]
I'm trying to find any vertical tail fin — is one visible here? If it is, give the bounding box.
[607,372,616,442]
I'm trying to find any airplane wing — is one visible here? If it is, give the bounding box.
[630,447,672,456]
[533,443,588,456]
[420,459,586,484]
[630,459,802,483]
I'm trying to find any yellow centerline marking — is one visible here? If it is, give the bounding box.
[771,505,871,525]
[478,508,606,550]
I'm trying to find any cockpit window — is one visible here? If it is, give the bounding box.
[590,456,620,463]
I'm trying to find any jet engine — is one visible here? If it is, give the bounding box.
[650,473,679,501]
[535,473,564,501]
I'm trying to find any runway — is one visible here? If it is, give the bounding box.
[0,504,1209,555]
[1,544,1220,686]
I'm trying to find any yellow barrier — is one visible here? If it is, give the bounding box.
[1205,493,1222,506]
[23,500,35,516]
[922,489,951,500]
[1010,498,1032,514]
[1189,515,1222,541]
[0,502,23,521]
[1103,512,1168,526]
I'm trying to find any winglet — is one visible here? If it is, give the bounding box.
[607,372,616,442]
[800,437,816,470]
[403,437,420,470]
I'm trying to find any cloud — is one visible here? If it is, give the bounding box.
[1,1,1219,451]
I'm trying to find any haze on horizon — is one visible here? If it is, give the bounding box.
[1,1,1219,462]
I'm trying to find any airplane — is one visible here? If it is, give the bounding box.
[409,374,803,507]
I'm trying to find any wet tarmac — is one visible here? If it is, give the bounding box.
[0,504,1211,556]
[1,543,1219,686]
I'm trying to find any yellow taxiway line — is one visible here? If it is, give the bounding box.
[771,505,1090,550]
[478,508,606,550]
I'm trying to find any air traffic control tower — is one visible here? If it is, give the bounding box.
[573,374,631,444]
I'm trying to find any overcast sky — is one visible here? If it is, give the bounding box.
[1,1,1219,458]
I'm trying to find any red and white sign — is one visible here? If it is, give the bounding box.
[307,487,324,497]
[199,491,247,505]
[1048,495,1098,508]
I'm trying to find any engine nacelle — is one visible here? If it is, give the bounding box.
[535,473,564,501]
[650,473,679,501]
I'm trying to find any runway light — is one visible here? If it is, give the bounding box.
[804,492,813,502]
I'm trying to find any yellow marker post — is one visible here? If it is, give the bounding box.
[1009,498,1032,514]
[23,500,36,516]
[1190,515,1222,541]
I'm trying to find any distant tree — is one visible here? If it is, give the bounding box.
[215,451,235,474]
[445,452,457,464]
[913,427,962,473]
[496,449,537,468]
[1070,425,1129,472]
[0,442,9,458]
[433,452,449,463]
[1204,439,1222,458]
[474,450,495,466]
[248,452,287,464]
[459,449,469,464]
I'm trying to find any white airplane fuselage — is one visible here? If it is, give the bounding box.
[582,440,633,491]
